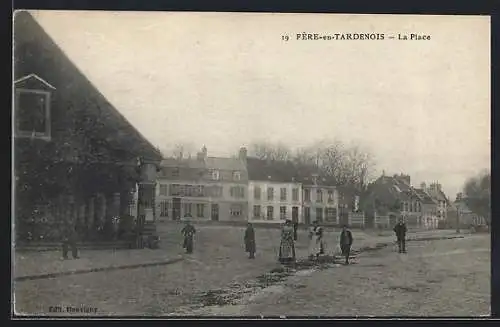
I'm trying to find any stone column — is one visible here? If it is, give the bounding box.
[87,197,95,231]
[78,202,86,240]
[136,161,159,248]
[96,193,106,229]
[335,206,340,226]
[112,192,121,217]
[120,190,131,217]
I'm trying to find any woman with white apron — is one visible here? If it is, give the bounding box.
[308,220,324,260]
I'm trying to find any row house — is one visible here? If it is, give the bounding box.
[362,173,440,229]
[421,182,449,220]
[155,147,248,221]
[246,158,303,223]
[13,12,162,243]
[300,174,339,225]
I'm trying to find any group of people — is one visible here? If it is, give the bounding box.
[276,219,354,265]
[180,219,355,265]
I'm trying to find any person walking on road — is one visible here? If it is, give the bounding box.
[244,222,256,259]
[181,220,196,254]
[393,218,407,253]
[339,225,353,265]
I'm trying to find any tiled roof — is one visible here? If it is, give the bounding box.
[246,157,299,183]
[413,188,438,204]
[160,156,246,171]
[427,188,448,202]
[160,158,205,169]
[205,157,246,171]
[367,175,439,206]
[14,11,162,162]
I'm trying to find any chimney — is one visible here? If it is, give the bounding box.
[312,173,319,185]
[197,145,207,161]
[239,147,247,161]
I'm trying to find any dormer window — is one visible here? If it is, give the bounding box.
[14,74,55,141]
[211,170,220,180]
[232,171,241,181]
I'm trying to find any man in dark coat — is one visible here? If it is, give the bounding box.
[62,223,79,260]
[244,222,256,259]
[181,220,196,254]
[393,218,407,253]
[339,225,353,265]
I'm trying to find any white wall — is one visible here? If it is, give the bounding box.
[248,181,303,222]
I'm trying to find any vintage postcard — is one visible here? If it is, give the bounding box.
[12,10,490,318]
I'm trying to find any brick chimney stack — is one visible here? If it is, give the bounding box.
[197,145,208,161]
[239,147,247,162]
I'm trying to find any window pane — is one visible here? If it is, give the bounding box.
[268,187,274,200]
[254,186,261,200]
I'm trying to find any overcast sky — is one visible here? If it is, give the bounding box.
[27,11,490,198]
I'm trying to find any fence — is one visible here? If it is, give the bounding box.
[348,212,366,228]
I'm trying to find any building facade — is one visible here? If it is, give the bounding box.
[154,147,248,222]
[421,182,449,221]
[301,175,339,225]
[362,173,440,229]
[247,158,303,223]
[13,12,162,243]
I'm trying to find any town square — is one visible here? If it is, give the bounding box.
[12,11,490,317]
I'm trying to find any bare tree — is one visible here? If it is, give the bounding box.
[249,139,376,191]
[249,141,291,161]
[298,140,376,191]
[463,169,491,226]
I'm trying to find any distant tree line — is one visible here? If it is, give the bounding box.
[248,139,376,192]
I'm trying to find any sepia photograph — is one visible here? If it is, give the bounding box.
[12,10,490,317]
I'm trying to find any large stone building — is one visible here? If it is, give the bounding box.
[246,158,303,223]
[155,147,248,222]
[13,11,162,244]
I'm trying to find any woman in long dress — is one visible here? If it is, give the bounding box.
[308,220,324,260]
[279,220,296,264]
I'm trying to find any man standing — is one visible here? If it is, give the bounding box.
[244,222,256,259]
[181,220,196,254]
[393,218,407,253]
[62,223,79,260]
[339,225,353,265]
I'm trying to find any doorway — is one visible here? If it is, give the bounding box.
[211,203,219,221]
[172,198,181,221]
[304,207,311,225]
[292,206,299,223]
